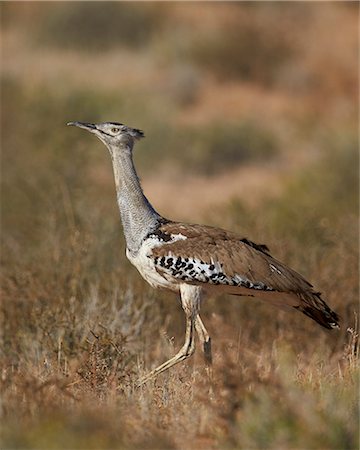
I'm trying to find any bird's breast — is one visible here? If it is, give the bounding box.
[126,236,183,292]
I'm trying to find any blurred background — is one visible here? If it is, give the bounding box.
[1,3,359,449]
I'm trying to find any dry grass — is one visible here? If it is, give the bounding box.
[1,3,359,449]
[1,267,358,449]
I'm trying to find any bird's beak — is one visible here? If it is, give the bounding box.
[67,121,97,132]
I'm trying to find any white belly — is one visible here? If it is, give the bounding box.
[126,240,180,292]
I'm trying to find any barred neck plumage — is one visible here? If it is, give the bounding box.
[109,144,162,253]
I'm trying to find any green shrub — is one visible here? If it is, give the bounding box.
[188,9,295,85]
[188,121,278,174]
[36,3,164,51]
[269,134,358,245]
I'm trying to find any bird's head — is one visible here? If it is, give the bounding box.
[67,121,144,151]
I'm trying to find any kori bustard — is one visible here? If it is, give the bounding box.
[68,121,339,385]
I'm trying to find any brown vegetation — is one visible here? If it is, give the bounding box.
[1,3,358,449]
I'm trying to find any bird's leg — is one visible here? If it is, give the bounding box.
[195,314,213,392]
[195,315,212,366]
[137,311,195,387]
[137,285,199,387]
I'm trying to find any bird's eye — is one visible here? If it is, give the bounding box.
[111,127,120,134]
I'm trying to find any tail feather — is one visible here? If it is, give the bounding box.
[294,292,340,330]
[204,282,340,330]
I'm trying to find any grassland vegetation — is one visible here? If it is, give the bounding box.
[1,3,358,449]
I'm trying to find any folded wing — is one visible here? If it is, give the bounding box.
[149,222,339,329]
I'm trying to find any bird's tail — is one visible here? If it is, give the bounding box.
[294,292,340,330]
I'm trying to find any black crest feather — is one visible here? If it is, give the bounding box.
[128,127,145,140]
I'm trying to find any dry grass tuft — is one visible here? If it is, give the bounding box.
[1,3,358,449]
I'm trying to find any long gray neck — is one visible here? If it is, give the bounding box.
[109,144,161,253]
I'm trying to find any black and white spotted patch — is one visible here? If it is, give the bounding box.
[151,254,274,291]
[147,229,173,243]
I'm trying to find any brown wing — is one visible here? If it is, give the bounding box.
[149,221,339,329]
[151,221,312,294]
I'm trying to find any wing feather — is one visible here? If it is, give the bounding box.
[151,222,312,294]
[148,221,339,329]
